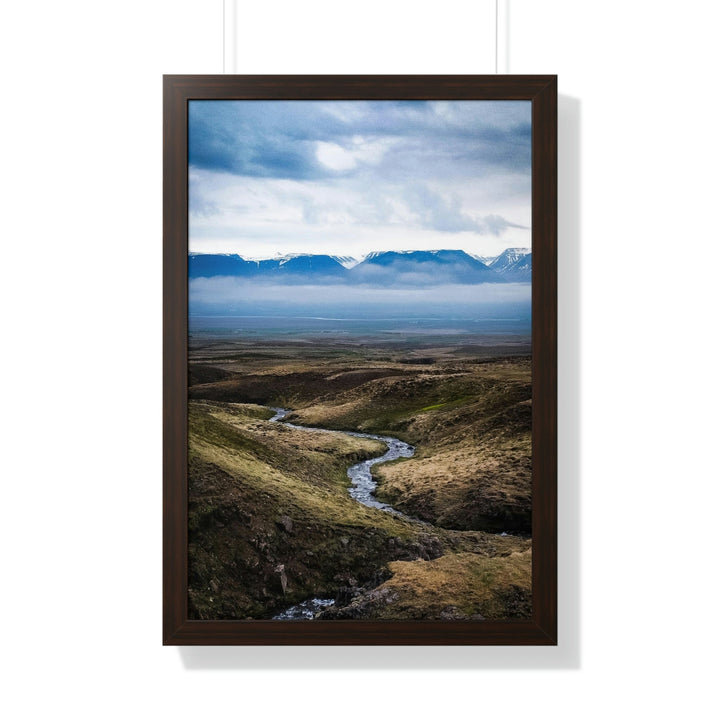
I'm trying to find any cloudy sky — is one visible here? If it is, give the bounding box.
[188,100,531,260]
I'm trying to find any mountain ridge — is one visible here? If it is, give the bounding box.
[189,249,531,284]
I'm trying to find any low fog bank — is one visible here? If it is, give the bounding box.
[189,277,530,318]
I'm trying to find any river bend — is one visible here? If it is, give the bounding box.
[269,407,415,519]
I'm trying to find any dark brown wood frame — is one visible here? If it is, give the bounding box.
[164,75,557,645]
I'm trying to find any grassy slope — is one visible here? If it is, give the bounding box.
[319,550,532,620]
[188,397,529,620]
[284,357,532,533]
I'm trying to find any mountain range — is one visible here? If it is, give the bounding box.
[189,248,531,285]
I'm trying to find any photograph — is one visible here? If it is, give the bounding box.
[184,96,536,623]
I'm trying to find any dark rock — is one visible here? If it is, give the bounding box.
[274,564,288,594]
[335,586,361,607]
[439,605,466,620]
[276,515,294,533]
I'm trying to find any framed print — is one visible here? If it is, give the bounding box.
[164,75,556,645]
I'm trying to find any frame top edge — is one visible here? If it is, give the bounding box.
[162,75,557,100]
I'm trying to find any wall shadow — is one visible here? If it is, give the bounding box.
[177,93,582,671]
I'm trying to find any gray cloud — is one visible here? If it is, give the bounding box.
[189,100,531,181]
[189,100,532,256]
[188,175,220,217]
[403,185,527,235]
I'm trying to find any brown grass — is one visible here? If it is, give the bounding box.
[285,357,532,532]
[320,550,532,620]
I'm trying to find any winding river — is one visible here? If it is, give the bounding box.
[269,407,415,519]
[268,407,416,620]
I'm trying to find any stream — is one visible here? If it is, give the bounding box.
[268,407,415,518]
[268,406,416,619]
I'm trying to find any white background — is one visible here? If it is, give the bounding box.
[1,1,718,718]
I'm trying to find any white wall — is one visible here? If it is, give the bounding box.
[1,1,717,718]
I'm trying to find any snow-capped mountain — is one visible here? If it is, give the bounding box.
[245,252,359,270]
[351,249,506,284]
[490,248,530,271]
[258,254,347,276]
[489,248,532,282]
[189,253,347,279]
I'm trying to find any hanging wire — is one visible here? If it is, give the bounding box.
[495,0,499,73]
